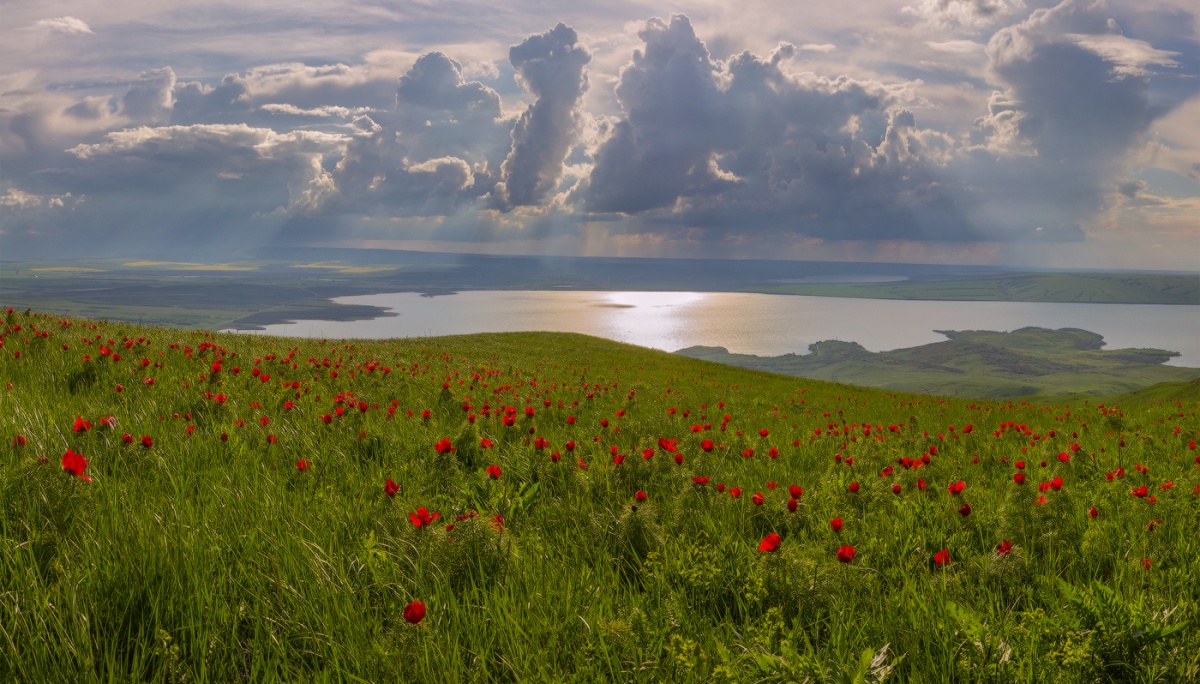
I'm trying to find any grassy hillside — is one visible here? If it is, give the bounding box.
[678,327,1200,399]
[2,310,1198,682]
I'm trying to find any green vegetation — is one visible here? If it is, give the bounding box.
[678,327,1200,400]
[2,310,1198,682]
[760,272,1200,305]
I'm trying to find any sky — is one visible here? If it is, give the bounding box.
[1,0,1197,270]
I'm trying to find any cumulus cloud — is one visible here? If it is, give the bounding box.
[491,23,591,210]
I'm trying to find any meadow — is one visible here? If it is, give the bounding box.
[1,308,1198,682]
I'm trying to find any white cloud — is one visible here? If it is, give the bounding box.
[30,17,93,34]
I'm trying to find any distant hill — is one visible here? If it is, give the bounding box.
[676,327,1200,399]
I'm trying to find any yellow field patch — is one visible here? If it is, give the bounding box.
[291,262,397,273]
[122,261,259,271]
[29,267,105,272]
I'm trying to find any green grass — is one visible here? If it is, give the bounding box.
[1,309,1198,682]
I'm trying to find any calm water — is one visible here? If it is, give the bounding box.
[228,291,1200,367]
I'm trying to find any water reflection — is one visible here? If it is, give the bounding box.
[226,290,1200,367]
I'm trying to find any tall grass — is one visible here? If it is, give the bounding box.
[1,309,1197,682]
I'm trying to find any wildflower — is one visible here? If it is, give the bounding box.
[752,492,765,505]
[141,435,153,449]
[62,450,91,483]
[692,476,709,486]
[848,481,860,493]
[789,484,803,498]
[947,480,965,495]
[409,507,440,527]
[1143,557,1152,570]
[480,438,494,448]
[958,503,971,517]
[635,490,647,502]
[758,533,781,552]
[892,483,902,494]
[384,479,399,496]
[1013,473,1025,484]
[296,459,310,471]
[404,600,426,624]
[700,439,714,452]
[787,498,798,512]
[435,438,455,454]
[486,464,502,479]
[933,549,951,567]
[995,540,1013,555]
[1088,506,1098,519]
[729,487,742,498]
[1131,485,1148,498]
[830,517,843,532]
[836,545,855,563]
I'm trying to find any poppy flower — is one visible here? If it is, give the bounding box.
[830,517,843,532]
[836,545,855,563]
[848,481,860,493]
[958,503,971,517]
[947,481,965,496]
[692,476,709,485]
[729,487,742,498]
[404,600,426,624]
[700,439,714,452]
[1088,506,1098,519]
[758,533,781,552]
[1131,485,1148,498]
[480,438,494,448]
[635,490,647,502]
[933,549,951,567]
[1013,473,1025,484]
[409,507,440,527]
[384,479,399,497]
[891,484,902,494]
[787,498,798,512]
[716,483,726,493]
[435,438,455,454]
[296,459,310,471]
[141,435,153,449]
[61,450,91,482]
[12,434,26,447]
[486,464,502,479]
[752,492,765,506]
[995,540,1013,555]
[1143,558,1152,570]
[789,484,803,499]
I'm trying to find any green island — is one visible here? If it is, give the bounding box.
[677,327,1200,399]
[1,309,1198,681]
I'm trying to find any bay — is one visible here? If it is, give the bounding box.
[228,291,1200,367]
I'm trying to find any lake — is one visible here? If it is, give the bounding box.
[227,291,1200,367]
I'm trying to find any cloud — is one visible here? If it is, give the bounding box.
[491,23,591,210]
[30,17,93,34]
[903,0,1021,29]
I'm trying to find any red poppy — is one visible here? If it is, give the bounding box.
[435,438,455,454]
[836,545,855,563]
[830,517,843,532]
[787,498,798,512]
[1013,473,1025,484]
[1088,506,1098,518]
[848,481,860,493]
[1050,477,1063,491]
[296,459,310,471]
[758,533,781,552]
[409,507,440,527]
[1143,557,1152,570]
[752,492,765,506]
[729,487,742,498]
[1057,452,1070,462]
[480,438,494,448]
[1131,485,1148,498]
[958,503,971,517]
[789,484,803,499]
[486,464,502,479]
[933,549,951,567]
[692,476,709,485]
[404,600,426,624]
[891,484,902,494]
[635,490,647,502]
[12,434,26,447]
[141,435,153,449]
[61,449,91,482]
[995,540,1013,555]
[700,439,714,452]
[947,480,965,496]
[384,479,399,496]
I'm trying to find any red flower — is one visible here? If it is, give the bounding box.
[1050,477,1063,491]
[404,600,426,624]
[1143,557,1152,570]
[758,533,781,552]
[958,503,971,517]
[1131,485,1148,498]
[480,438,494,448]
[635,490,647,502]
[61,449,91,482]
[787,498,798,512]
[789,484,803,499]
[12,434,26,447]
[848,481,860,493]
[836,545,855,563]
[995,540,1013,555]
[1013,473,1025,484]
[1057,452,1070,462]
[830,517,843,532]
[700,439,714,452]
[752,492,765,506]
[933,549,951,567]
[435,438,455,454]
[716,483,726,493]
[296,459,310,471]
[409,507,440,527]
[891,483,902,494]
[729,487,742,498]
[758,428,769,437]
[486,464,502,479]
[1088,506,1098,518]
[384,479,399,496]
[947,480,965,496]
[73,416,92,433]
[692,476,709,485]
[141,435,153,449]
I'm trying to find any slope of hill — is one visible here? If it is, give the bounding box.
[676,327,1200,399]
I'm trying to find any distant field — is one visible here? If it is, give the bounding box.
[678,327,1200,399]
